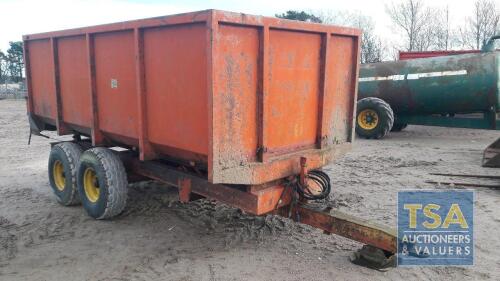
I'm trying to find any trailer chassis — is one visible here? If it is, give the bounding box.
[120,151,397,267]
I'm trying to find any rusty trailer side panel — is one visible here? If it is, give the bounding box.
[24,10,361,185]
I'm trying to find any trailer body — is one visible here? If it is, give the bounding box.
[24,10,361,185]
[24,12,400,264]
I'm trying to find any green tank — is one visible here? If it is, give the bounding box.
[355,35,500,140]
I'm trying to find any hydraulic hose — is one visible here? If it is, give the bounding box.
[294,170,331,200]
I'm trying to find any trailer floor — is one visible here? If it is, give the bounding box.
[1,99,499,281]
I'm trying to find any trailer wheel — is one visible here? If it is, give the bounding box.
[48,142,83,206]
[356,98,394,139]
[77,148,128,219]
[391,123,408,132]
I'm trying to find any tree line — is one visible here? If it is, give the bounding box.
[0,41,24,83]
[277,0,499,63]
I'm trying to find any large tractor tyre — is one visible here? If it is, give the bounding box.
[77,147,128,219]
[48,142,83,206]
[391,123,408,132]
[355,98,394,139]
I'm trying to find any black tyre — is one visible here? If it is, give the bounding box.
[48,142,83,206]
[391,123,408,132]
[355,97,394,139]
[77,148,128,219]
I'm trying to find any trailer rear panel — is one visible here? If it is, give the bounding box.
[24,10,361,184]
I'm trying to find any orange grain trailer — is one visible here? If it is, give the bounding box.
[24,10,396,267]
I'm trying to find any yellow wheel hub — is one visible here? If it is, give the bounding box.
[83,168,100,203]
[357,109,379,130]
[53,160,66,191]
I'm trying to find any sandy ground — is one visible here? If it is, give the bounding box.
[0,99,499,281]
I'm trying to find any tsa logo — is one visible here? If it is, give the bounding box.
[397,191,474,266]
